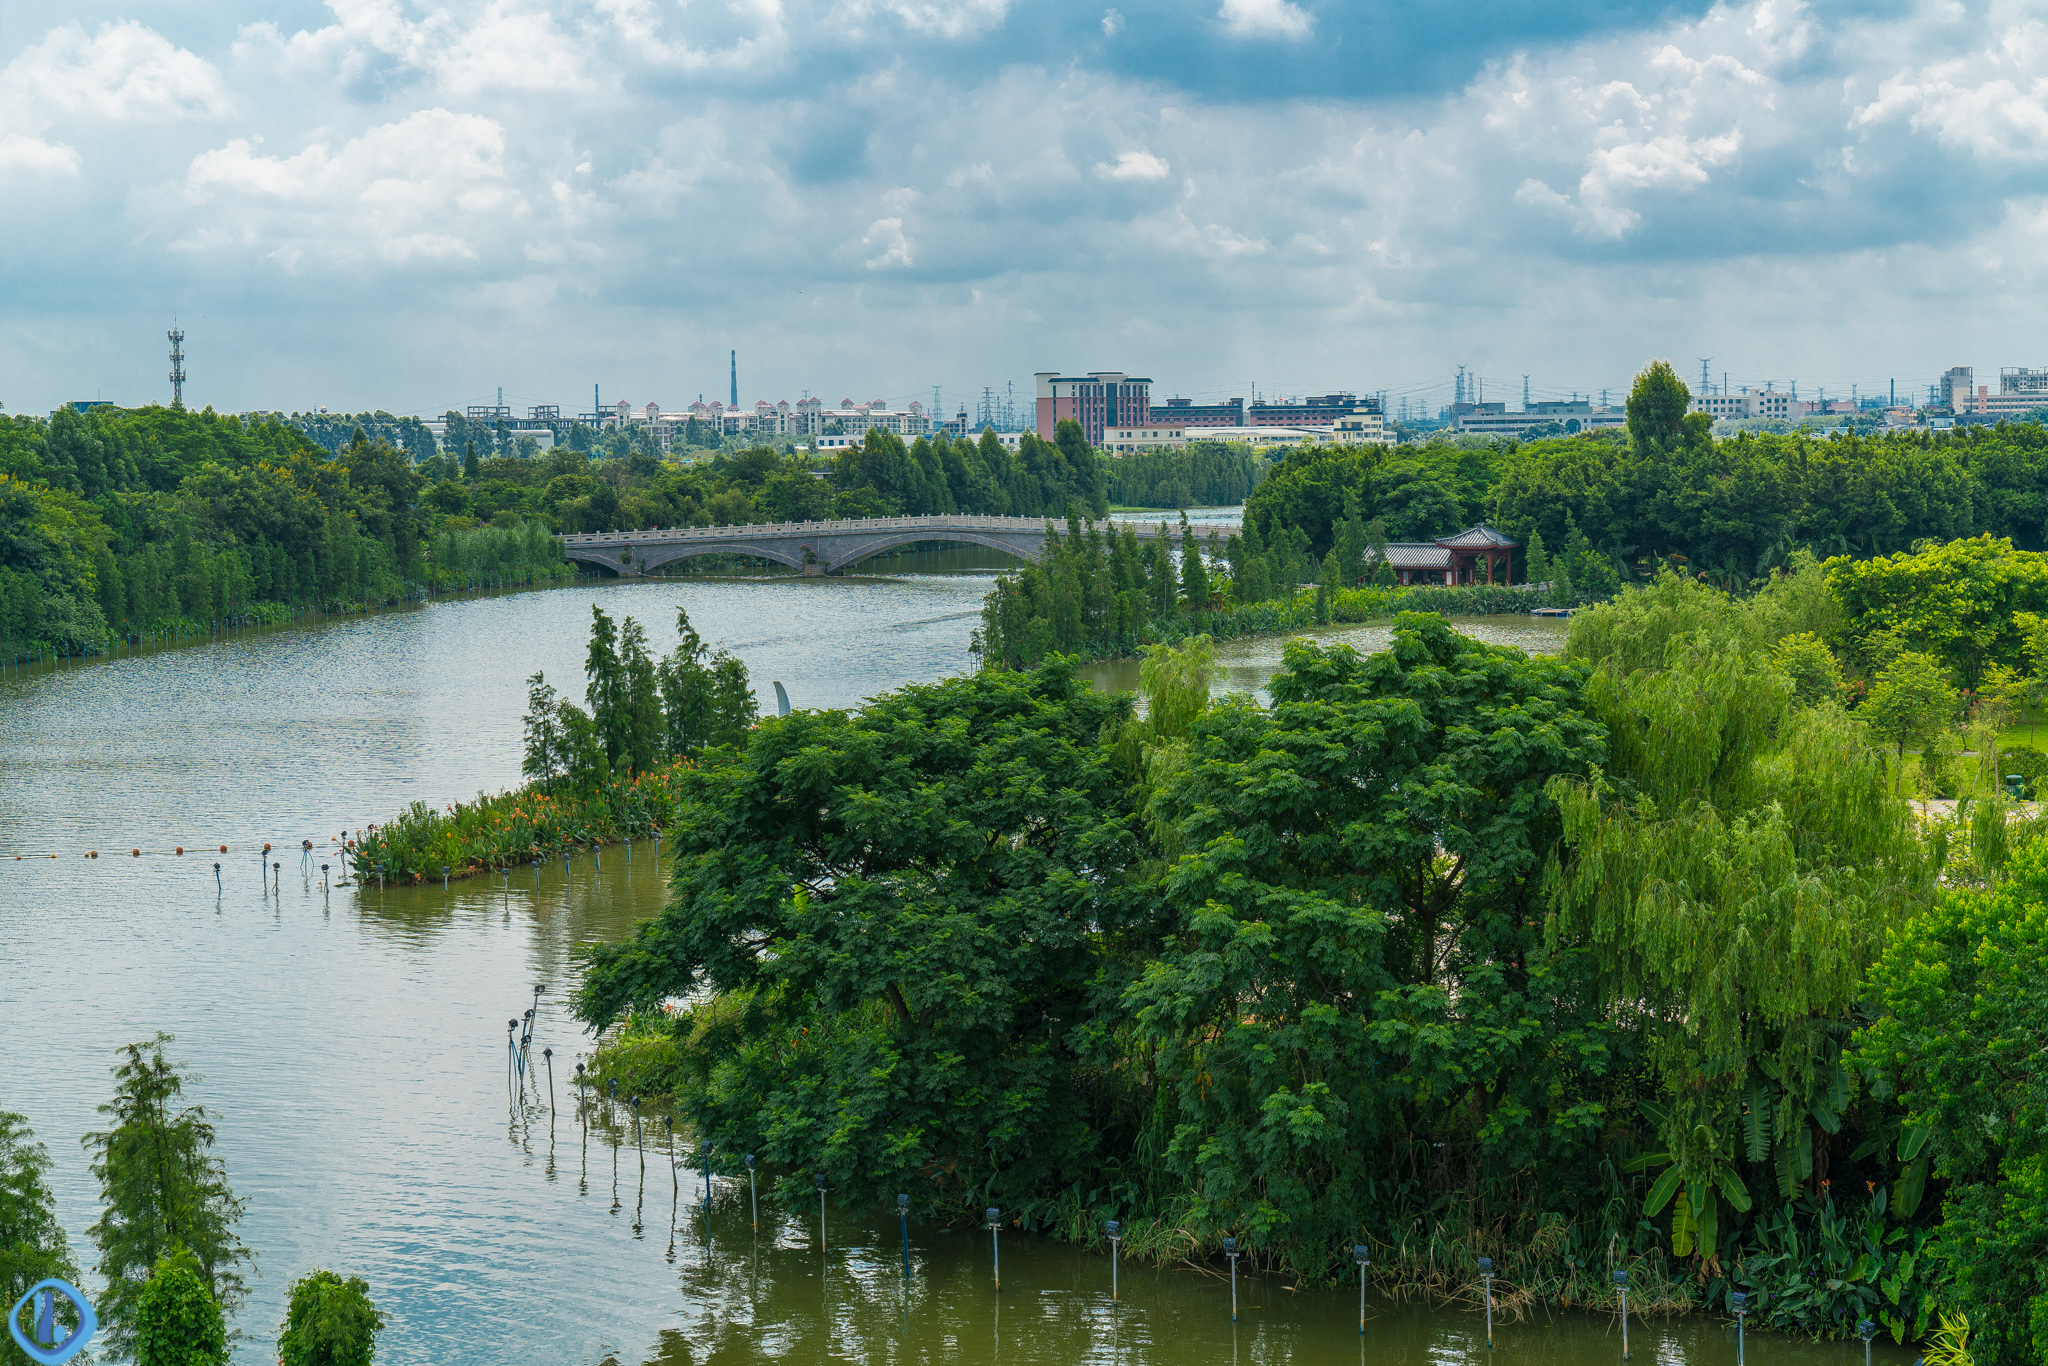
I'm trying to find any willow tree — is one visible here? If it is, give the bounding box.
[1546,635,1936,1265]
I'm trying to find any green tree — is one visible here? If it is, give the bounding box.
[1548,639,1933,1261]
[1826,535,2048,687]
[1863,652,1961,783]
[1128,616,1612,1269]
[278,1269,385,1366]
[1624,359,1694,459]
[1773,631,1846,708]
[658,607,755,756]
[618,615,665,775]
[133,1246,226,1366]
[1178,514,1209,610]
[572,660,1145,1215]
[1857,841,2048,1359]
[1523,529,1550,588]
[1,1112,83,1365]
[585,605,631,771]
[83,1036,251,1356]
[520,672,566,790]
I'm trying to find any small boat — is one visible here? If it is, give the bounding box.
[1529,607,1573,618]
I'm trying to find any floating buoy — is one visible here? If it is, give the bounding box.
[219,844,227,853]
[87,851,96,858]
[131,849,140,857]
[176,847,184,855]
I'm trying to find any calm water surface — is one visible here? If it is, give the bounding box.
[0,575,1882,1366]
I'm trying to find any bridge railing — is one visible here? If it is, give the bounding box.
[558,514,1235,545]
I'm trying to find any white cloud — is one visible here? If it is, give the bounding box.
[1852,19,2048,160]
[1095,149,1170,179]
[15,0,2048,411]
[0,132,80,177]
[1217,0,1313,41]
[862,216,913,268]
[0,19,227,174]
[165,109,528,268]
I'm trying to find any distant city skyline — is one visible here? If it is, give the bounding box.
[7,0,2047,415]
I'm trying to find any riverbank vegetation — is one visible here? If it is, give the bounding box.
[0,405,571,662]
[2,1037,384,1366]
[572,528,2048,1348]
[971,511,1538,668]
[344,605,756,883]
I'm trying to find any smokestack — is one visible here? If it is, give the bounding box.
[730,350,737,408]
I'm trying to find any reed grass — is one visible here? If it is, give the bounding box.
[344,764,691,883]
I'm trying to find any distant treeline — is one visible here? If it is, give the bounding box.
[0,406,567,656]
[1106,440,1263,509]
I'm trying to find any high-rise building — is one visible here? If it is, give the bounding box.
[1035,371,1151,444]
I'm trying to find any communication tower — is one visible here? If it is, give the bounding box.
[168,325,187,408]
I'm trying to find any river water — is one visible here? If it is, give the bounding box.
[0,570,1884,1366]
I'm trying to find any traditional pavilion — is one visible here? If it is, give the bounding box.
[1367,524,1520,586]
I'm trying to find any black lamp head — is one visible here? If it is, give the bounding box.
[745,1154,755,1169]
[1614,1269,1628,1288]
[1477,1257,1493,1274]
[1222,1236,1238,1255]
[1105,1219,1120,1236]
[986,1207,1000,1224]
[542,1047,552,1058]
[1730,1292,1748,1313]
[1354,1244,1369,1265]
[897,1193,910,1209]
[815,1173,828,1190]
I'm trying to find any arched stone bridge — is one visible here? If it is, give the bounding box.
[557,514,1240,577]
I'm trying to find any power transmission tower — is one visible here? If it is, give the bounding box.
[167,324,186,408]
[1699,358,1712,395]
[1522,375,1530,410]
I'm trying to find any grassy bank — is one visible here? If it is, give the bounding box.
[343,763,690,884]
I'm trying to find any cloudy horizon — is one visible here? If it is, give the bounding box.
[3,0,2044,419]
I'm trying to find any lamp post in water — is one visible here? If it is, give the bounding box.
[1616,1269,1630,1361]
[987,1208,1002,1290]
[898,1194,911,1283]
[1355,1244,1370,1336]
[1106,1219,1121,1302]
[745,1154,757,1232]
[1730,1292,1749,1366]
[1223,1237,1239,1322]
[1858,1319,1875,1366]
[815,1173,828,1250]
[1478,1257,1494,1350]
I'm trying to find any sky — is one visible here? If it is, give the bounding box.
[3,0,2046,418]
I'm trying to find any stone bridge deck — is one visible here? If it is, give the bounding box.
[557,514,1240,577]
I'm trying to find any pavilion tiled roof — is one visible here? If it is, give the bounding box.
[1371,544,1452,569]
[1434,524,1519,549]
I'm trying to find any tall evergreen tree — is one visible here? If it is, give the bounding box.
[1177,514,1209,610]
[585,605,631,771]
[1,1111,84,1357]
[619,616,665,775]
[83,1036,251,1356]
[520,672,565,790]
